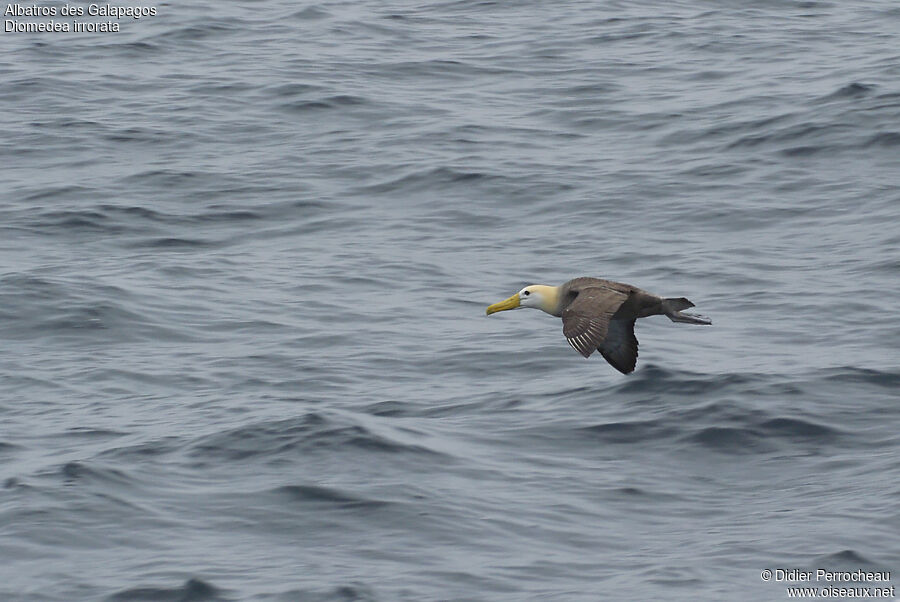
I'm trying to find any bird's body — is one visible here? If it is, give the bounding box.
[486,277,711,374]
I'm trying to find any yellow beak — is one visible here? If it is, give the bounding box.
[486,294,520,315]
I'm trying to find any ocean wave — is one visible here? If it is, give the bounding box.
[279,95,369,114]
[357,166,503,195]
[187,412,444,463]
[106,578,226,602]
[269,484,391,509]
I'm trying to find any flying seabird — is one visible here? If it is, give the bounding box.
[486,277,711,374]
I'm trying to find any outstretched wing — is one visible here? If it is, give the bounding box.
[561,287,629,358]
[599,319,639,374]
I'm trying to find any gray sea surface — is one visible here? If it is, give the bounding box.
[2,1,900,600]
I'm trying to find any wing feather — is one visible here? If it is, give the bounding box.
[561,287,629,359]
[599,319,639,374]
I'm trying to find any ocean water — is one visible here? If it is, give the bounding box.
[2,1,899,600]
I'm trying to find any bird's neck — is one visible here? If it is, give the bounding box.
[531,285,561,315]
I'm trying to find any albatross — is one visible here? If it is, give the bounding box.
[486,277,711,374]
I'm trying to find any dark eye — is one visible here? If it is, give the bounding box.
[523,291,530,296]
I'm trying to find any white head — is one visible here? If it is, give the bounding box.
[486,284,560,315]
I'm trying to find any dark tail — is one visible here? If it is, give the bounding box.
[663,297,711,325]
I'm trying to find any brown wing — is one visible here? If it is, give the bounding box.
[561,287,629,358]
[599,319,639,374]
[561,277,635,297]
